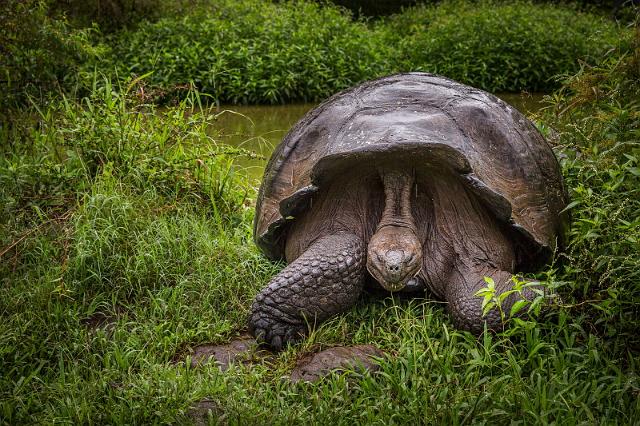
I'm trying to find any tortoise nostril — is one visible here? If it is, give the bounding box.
[382,250,405,275]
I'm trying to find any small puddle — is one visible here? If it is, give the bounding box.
[214,104,314,181]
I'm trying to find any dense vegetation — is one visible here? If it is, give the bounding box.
[0,0,97,109]
[0,85,270,422]
[101,0,622,102]
[1,0,638,423]
[0,0,624,108]
[327,0,422,16]
[384,1,621,92]
[326,0,636,17]
[543,28,640,344]
[103,0,389,104]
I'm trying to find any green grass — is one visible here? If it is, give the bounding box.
[1,3,639,424]
[538,27,640,344]
[0,82,279,422]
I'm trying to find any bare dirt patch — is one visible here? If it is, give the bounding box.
[190,335,272,371]
[290,344,385,383]
[189,336,384,383]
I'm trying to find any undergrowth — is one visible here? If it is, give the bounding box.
[542,25,640,347]
[0,81,280,423]
[100,0,389,104]
[100,0,622,103]
[385,0,622,92]
[0,0,99,110]
[1,0,625,107]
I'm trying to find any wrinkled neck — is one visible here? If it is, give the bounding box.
[377,171,416,232]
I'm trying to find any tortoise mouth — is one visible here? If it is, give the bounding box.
[367,260,422,292]
[366,236,423,293]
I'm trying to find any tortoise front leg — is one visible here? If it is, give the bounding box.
[249,232,365,350]
[446,262,540,334]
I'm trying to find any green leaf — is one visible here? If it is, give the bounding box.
[510,300,529,317]
[482,301,496,317]
[560,200,581,213]
[483,276,495,290]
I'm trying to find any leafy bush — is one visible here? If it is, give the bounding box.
[49,0,165,31]
[48,0,205,32]
[546,26,640,344]
[1,0,626,106]
[325,0,427,16]
[0,0,99,109]
[100,0,390,104]
[98,0,625,103]
[328,0,638,17]
[386,0,622,92]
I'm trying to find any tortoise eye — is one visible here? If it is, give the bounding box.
[405,253,414,263]
[377,253,384,262]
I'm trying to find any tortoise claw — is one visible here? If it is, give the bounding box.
[271,335,283,351]
[253,327,266,343]
[248,309,304,351]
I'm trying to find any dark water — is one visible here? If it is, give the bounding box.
[216,93,545,181]
[214,104,313,181]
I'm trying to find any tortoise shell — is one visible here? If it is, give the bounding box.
[254,73,567,268]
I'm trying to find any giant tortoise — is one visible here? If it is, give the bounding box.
[248,73,567,349]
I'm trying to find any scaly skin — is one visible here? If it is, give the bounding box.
[249,233,365,350]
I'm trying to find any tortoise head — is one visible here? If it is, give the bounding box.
[366,170,423,291]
